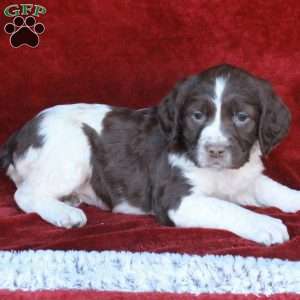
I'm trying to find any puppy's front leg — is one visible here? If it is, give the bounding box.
[254,174,300,212]
[168,194,289,245]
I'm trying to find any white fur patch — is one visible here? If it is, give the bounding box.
[169,143,264,202]
[113,201,147,215]
[254,174,300,213]
[168,193,289,246]
[10,104,111,228]
[197,77,229,167]
[215,77,227,101]
[200,77,228,144]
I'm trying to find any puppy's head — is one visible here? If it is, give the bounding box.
[158,64,291,169]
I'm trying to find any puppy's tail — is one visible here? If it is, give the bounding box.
[0,131,18,171]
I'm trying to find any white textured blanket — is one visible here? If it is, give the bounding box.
[0,250,300,294]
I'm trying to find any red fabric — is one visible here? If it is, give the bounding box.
[0,291,299,300]
[1,1,300,298]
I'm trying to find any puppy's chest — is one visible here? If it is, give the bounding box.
[183,166,260,201]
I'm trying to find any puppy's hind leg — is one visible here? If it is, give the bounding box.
[15,186,87,228]
[11,120,94,227]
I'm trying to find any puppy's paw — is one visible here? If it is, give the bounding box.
[56,206,87,228]
[245,215,289,246]
[45,205,87,228]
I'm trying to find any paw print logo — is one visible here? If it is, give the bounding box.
[4,16,45,48]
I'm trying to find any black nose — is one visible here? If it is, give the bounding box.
[205,143,227,158]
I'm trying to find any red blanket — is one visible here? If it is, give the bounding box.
[0,291,299,300]
[1,0,300,299]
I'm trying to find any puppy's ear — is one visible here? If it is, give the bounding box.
[258,80,291,156]
[157,78,187,143]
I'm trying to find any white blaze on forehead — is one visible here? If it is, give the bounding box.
[214,77,227,104]
[200,77,228,143]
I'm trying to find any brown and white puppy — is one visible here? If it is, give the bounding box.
[1,64,299,245]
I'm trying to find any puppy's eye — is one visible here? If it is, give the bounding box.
[192,111,205,121]
[233,112,250,125]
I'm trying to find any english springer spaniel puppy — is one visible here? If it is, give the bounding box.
[1,64,299,245]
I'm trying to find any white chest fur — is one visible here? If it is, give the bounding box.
[169,143,264,203]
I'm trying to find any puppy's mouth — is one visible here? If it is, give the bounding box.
[203,160,228,169]
[202,157,248,170]
[198,151,233,169]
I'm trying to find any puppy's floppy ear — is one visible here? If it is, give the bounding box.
[157,79,187,143]
[258,80,291,156]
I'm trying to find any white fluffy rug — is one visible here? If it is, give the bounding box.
[0,250,300,294]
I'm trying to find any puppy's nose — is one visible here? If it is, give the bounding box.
[205,143,227,158]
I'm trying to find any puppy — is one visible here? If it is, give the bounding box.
[1,64,299,245]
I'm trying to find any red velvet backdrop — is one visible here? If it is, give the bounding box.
[1,0,300,260]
